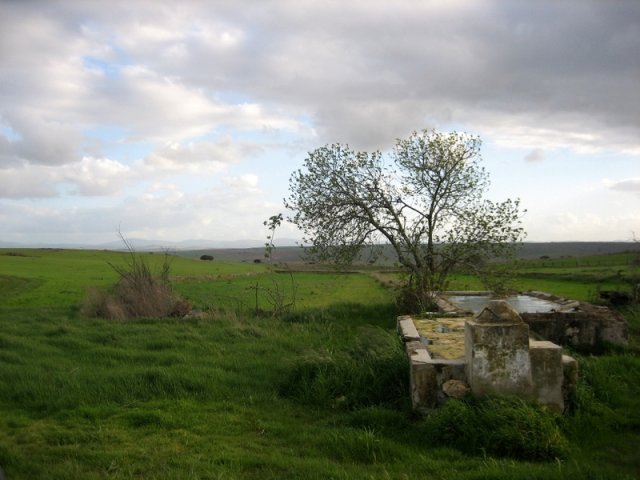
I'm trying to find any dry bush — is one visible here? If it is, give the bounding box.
[112,275,176,318]
[82,235,190,320]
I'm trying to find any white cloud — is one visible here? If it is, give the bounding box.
[0,0,639,243]
[473,112,640,156]
[605,178,640,195]
[0,134,272,200]
[4,0,638,158]
[65,157,132,195]
[137,135,266,177]
[0,166,59,198]
[0,178,279,244]
[142,183,184,202]
[0,111,82,166]
[524,148,545,163]
[224,173,259,189]
[0,3,307,170]
[0,156,134,198]
[525,211,640,242]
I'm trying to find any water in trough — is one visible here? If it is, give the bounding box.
[446,294,562,314]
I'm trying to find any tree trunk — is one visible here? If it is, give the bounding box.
[412,270,437,312]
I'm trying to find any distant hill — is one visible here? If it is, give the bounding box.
[516,242,640,259]
[95,238,281,250]
[3,239,637,263]
[0,238,297,250]
[179,246,305,263]
[178,242,640,265]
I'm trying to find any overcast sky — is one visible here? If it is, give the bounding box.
[1,0,639,246]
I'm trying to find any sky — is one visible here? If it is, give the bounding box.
[1,0,639,246]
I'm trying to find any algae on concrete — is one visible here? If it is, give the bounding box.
[413,317,469,359]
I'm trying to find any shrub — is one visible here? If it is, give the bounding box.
[199,254,214,261]
[395,283,438,314]
[82,236,189,320]
[419,396,569,461]
[81,287,127,320]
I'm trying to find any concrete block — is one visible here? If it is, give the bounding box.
[410,356,437,410]
[562,354,578,408]
[529,340,564,411]
[398,316,421,342]
[465,300,533,398]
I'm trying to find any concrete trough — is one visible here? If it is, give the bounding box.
[395,291,622,413]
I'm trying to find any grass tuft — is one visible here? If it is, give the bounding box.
[418,396,570,461]
[320,427,404,464]
[81,247,189,320]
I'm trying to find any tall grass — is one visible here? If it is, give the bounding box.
[280,326,409,410]
[0,249,639,478]
[417,396,569,461]
[175,271,393,312]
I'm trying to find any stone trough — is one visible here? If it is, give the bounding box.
[398,291,627,412]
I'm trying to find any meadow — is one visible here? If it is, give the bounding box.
[0,248,638,479]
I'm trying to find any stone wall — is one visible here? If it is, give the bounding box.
[439,290,629,351]
[522,304,628,351]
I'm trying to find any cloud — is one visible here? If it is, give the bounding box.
[0,156,133,198]
[65,157,133,195]
[0,167,59,198]
[0,112,82,167]
[0,2,307,170]
[1,0,639,244]
[525,211,640,242]
[224,173,259,189]
[0,179,279,244]
[524,148,545,163]
[139,137,253,173]
[141,0,638,153]
[0,133,270,200]
[606,178,640,195]
[3,0,638,158]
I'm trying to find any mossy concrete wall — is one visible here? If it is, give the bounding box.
[522,305,628,351]
[465,301,533,399]
[529,340,564,410]
[398,301,578,412]
[398,316,465,410]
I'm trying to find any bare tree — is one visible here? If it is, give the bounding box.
[247,214,298,316]
[286,129,525,311]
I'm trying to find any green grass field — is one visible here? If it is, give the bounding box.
[0,248,639,479]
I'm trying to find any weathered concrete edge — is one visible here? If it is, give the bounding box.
[398,315,469,411]
[398,314,579,413]
[397,315,421,342]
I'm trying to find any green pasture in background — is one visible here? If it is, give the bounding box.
[0,248,638,479]
[0,249,266,307]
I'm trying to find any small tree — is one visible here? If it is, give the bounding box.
[286,129,525,311]
[247,214,297,316]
